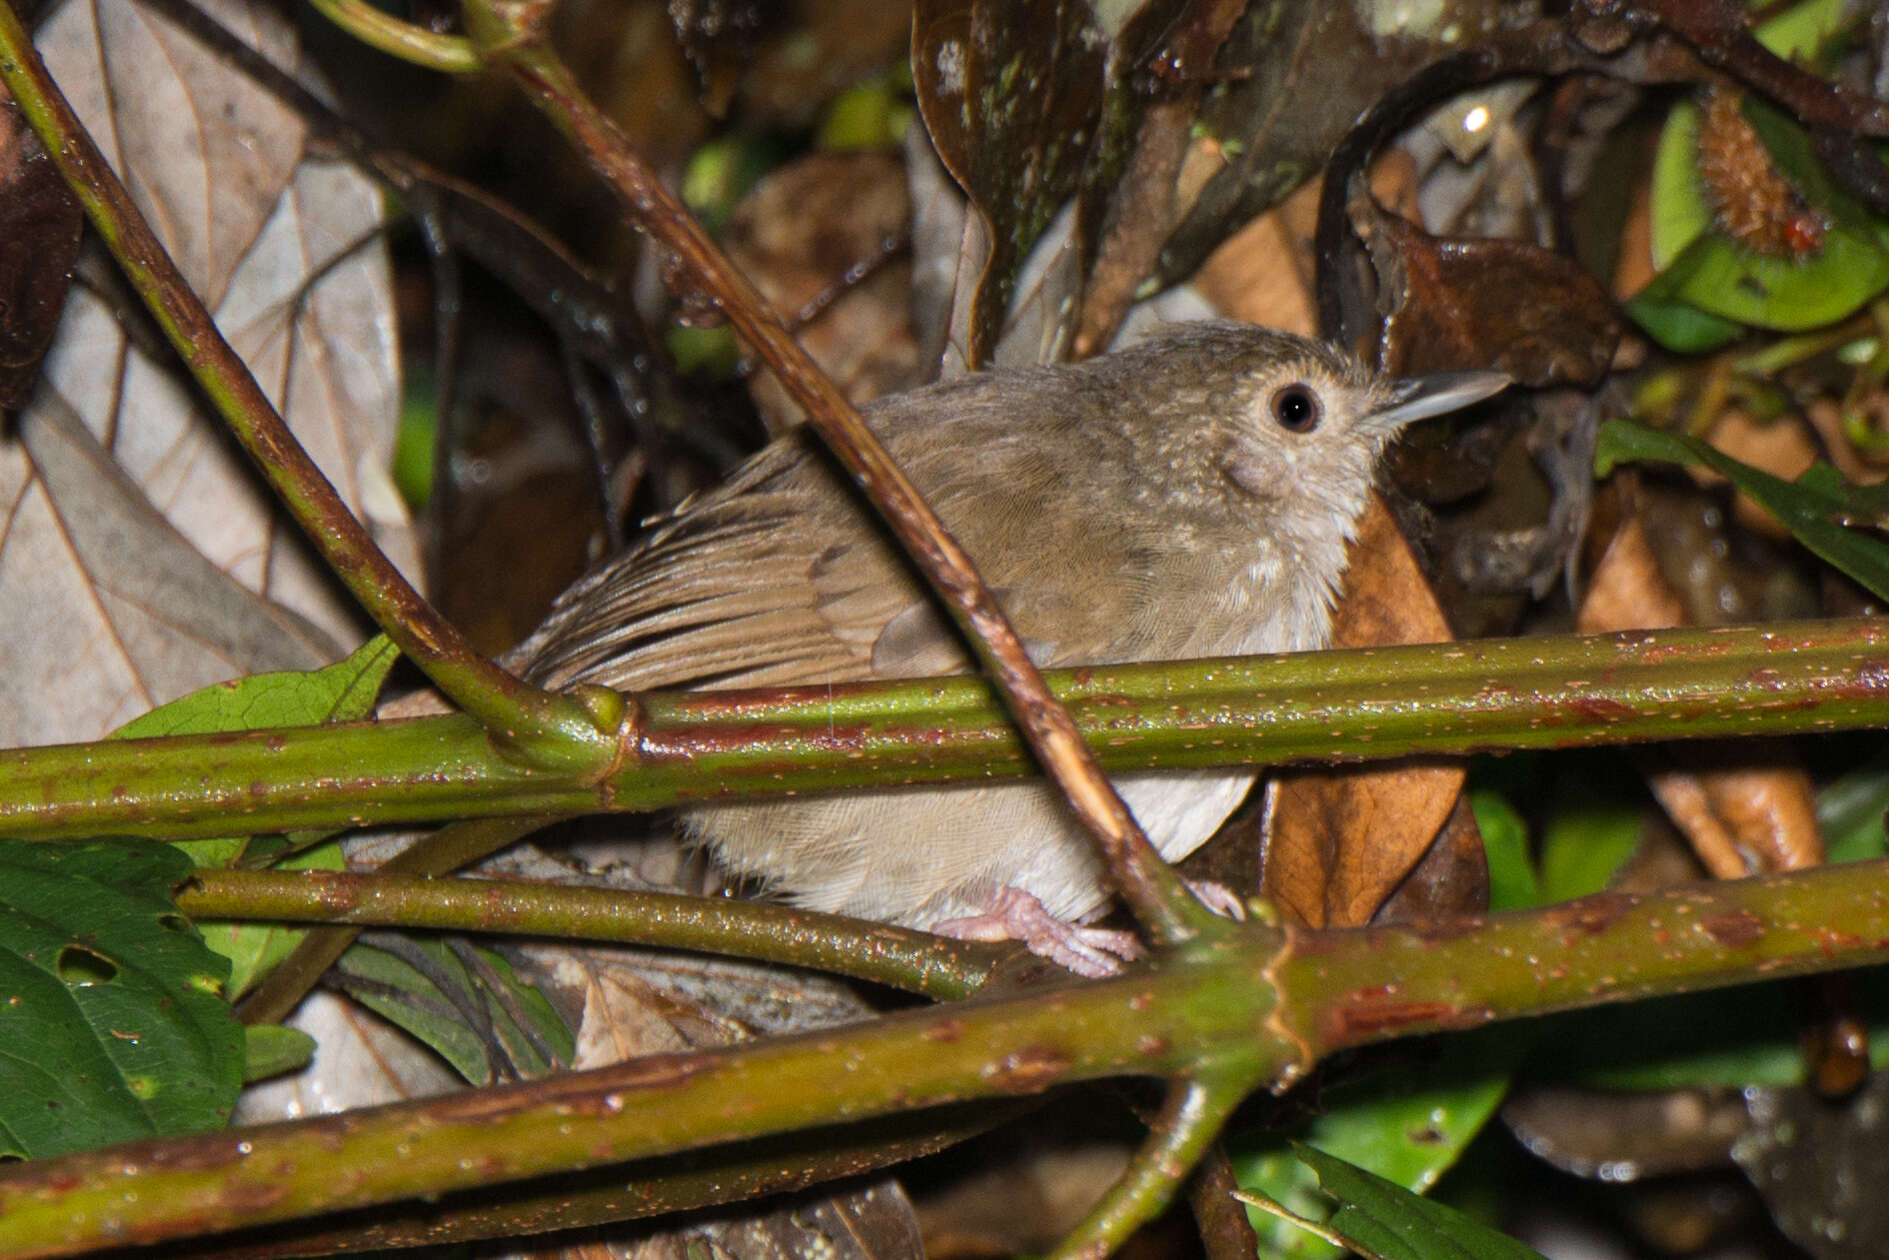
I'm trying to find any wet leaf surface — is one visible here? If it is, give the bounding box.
[911,0,1106,365]
[1356,201,1621,388]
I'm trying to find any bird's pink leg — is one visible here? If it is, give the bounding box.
[931,887,1145,978]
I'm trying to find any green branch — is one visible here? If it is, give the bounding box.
[182,869,996,999]
[3,619,1886,841]
[10,859,1889,1256]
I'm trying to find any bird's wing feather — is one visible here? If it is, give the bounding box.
[513,368,1209,693]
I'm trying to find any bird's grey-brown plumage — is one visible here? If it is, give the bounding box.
[513,322,1503,949]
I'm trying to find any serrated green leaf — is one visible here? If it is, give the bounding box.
[0,838,241,1158]
[1595,418,1889,600]
[1293,1144,1549,1260]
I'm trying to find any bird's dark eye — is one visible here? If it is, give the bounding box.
[1270,384,1321,433]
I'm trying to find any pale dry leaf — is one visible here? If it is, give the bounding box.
[235,990,462,1123]
[0,0,407,747]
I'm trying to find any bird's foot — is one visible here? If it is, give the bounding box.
[1187,878,1247,921]
[931,886,1145,978]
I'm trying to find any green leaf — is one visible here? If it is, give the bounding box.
[108,637,404,992]
[1595,418,1889,600]
[334,939,573,1085]
[393,368,438,511]
[112,634,400,742]
[1291,1144,1549,1260]
[243,1024,317,1083]
[1640,28,1889,349]
[1631,221,1889,338]
[1232,1029,1526,1257]
[0,838,242,1158]
[1624,289,1743,355]
[1471,792,1540,912]
[1753,0,1852,63]
[1648,98,1712,271]
[1535,754,1644,904]
[1819,757,1889,865]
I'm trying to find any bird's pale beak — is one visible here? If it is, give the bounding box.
[1372,370,1511,432]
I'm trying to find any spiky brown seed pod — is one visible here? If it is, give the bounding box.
[1696,87,1827,259]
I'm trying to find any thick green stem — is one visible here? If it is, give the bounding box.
[3,619,1886,841]
[0,946,1282,1257]
[0,1,611,771]
[11,859,1889,1257]
[1273,858,1889,1058]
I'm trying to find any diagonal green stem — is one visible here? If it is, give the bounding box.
[1053,1074,1256,1259]
[0,1,613,772]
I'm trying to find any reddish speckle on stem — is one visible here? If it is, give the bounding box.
[981,1045,1072,1093]
[922,1018,965,1043]
[1698,908,1764,950]
[1546,892,1633,940]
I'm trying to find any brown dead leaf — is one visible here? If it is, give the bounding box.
[1705,406,1822,542]
[1259,497,1467,929]
[1354,199,1621,387]
[1579,518,1823,877]
[1195,155,1418,341]
[1576,513,1686,635]
[1373,792,1491,924]
[2,0,409,747]
[725,150,921,434]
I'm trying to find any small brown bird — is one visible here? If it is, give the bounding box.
[514,321,1505,972]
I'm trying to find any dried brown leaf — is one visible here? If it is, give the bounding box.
[1580,517,1823,877]
[1354,199,1621,387]
[0,83,82,408]
[1260,497,1466,928]
[725,150,921,433]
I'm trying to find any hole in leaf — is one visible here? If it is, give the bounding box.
[157,914,191,934]
[57,944,119,986]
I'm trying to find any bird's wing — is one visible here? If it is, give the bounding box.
[513,370,1202,693]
